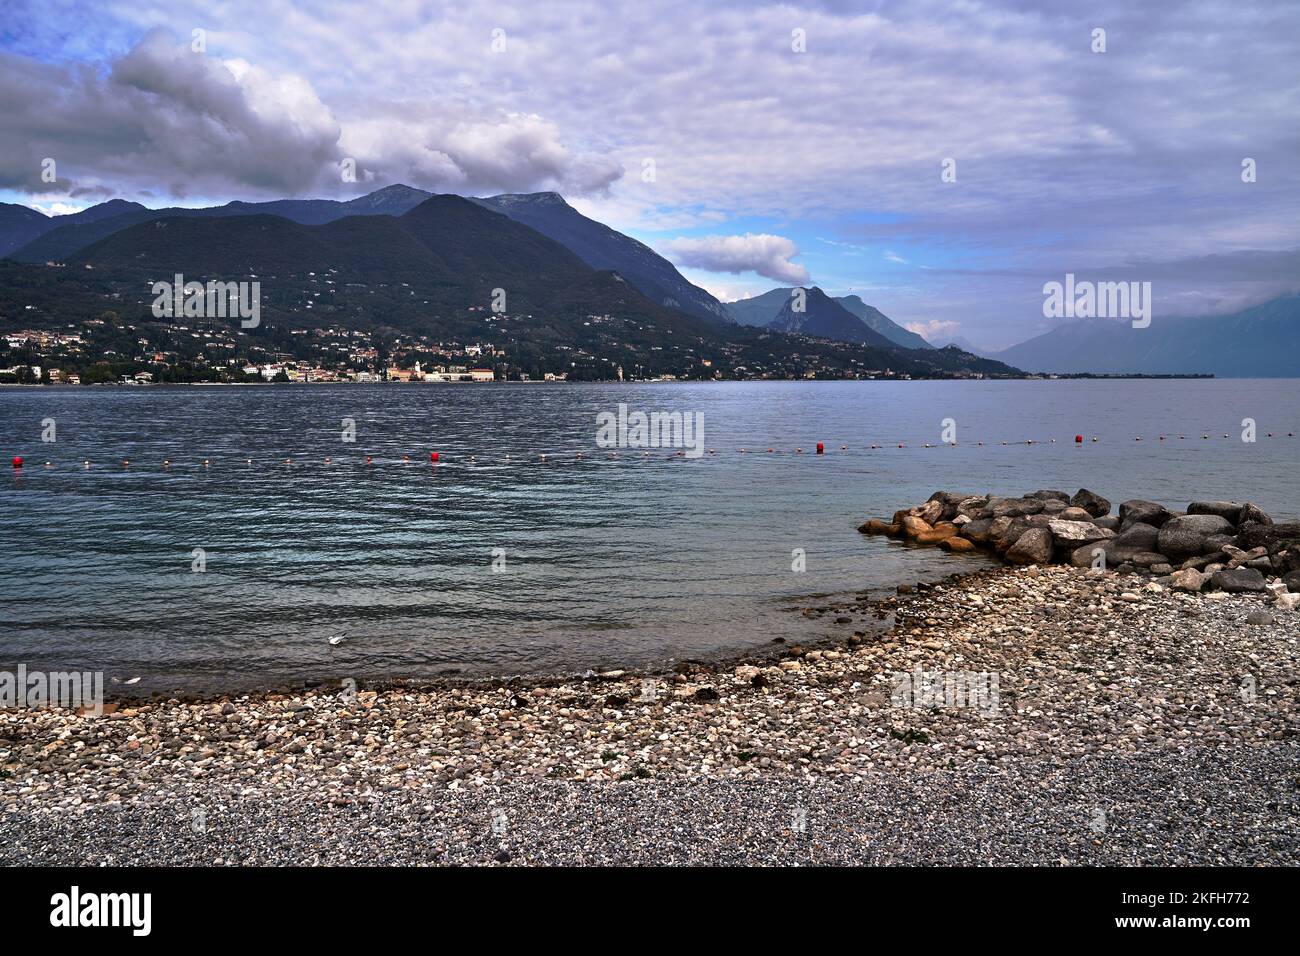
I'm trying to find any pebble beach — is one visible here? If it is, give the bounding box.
[2,564,1296,865]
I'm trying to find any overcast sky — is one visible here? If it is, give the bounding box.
[2,0,1297,348]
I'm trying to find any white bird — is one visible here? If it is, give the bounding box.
[123,677,141,685]
[328,634,346,646]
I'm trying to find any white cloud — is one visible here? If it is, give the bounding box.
[905,319,960,339]
[659,233,809,284]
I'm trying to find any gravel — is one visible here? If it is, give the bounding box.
[2,565,1297,865]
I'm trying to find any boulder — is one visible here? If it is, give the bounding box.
[994,517,1032,553]
[955,496,990,519]
[1188,501,1245,524]
[915,522,960,544]
[1059,507,1095,522]
[1236,521,1300,552]
[1005,528,1054,564]
[1069,542,1112,568]
[1210,567,1267,592]
[1095,516,1120,531]
[1201,533,1235,555]
[1047,519,1114,546]
[1130,551,1172,568]
[1284,570,1300,593]
[858,518,898,535]
[1118,499,1173,528]
[914,500,945,525]
[1040,499,1067,514]
[984,496,1045,519]
[1223,544,1268,569]
[960,518,995,543]
[1156,514,1234,562]
[1170,568,1206,592]
[1069,488,1111,518]
[900,515,933,539]
[1028,490,1071,502]
[1238,502,1272,527]
[939,536,977,553]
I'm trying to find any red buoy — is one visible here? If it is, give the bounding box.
[1075,435,1083,443]
[11,456,21,468]
[429,452,439,462]
[816,442,824,454]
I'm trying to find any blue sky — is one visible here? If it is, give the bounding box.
[2,0,1298,349]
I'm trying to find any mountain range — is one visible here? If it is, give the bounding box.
[725,286,931,349]
[987,296,1300,377]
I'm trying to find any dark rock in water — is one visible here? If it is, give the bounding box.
[1238,502,1272,526]
[1005,528,1054,564]
[960,517,994,542]
[1201,533,1236,555]
[1283,570,1300,593]
[1157,514,1234,561]
[1188,500,1245,524]
[1028,489,1071,502]
[1119,499,1173,528]
[1069,488,1111,517]
[1210,567,1267,592]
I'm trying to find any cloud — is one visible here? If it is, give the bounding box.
[884,250,908,264]
[905,319,960,339]
[340,113,623,196]
[659,233,809,284]
[0,27,622,200]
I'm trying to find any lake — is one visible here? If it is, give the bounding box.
[1,379,1296,693]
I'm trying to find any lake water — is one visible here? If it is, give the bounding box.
[1,380,1297,693]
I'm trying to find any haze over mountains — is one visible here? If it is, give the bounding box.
[989,296,1300,377]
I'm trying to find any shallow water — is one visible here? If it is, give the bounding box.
[1,379,1296,692]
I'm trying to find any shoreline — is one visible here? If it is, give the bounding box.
[3,564,1296,864]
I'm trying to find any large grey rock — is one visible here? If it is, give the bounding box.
[1157,514,1234,561]
[1095,516,1120,531]
[984,496,1045,519]
[1069,542,1112,568]
[1028,490,1071,502]
[1210,567,1267,592]
[1069,488,1111,518]
[994,517,1032,553]
[1188,501,1245,524]
[1047,519,1114,546]
[1005,528,1054,564]
[1202,533,1235,555]
[1118,499,1173,528]
[1284,570,1300,593]
[1040,498,1067,514]
[1059,507,1094,522]
[959,518,994,543]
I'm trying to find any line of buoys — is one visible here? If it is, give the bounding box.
[11,427,1296,477]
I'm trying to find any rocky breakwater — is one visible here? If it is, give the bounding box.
[861,489,1300,606]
